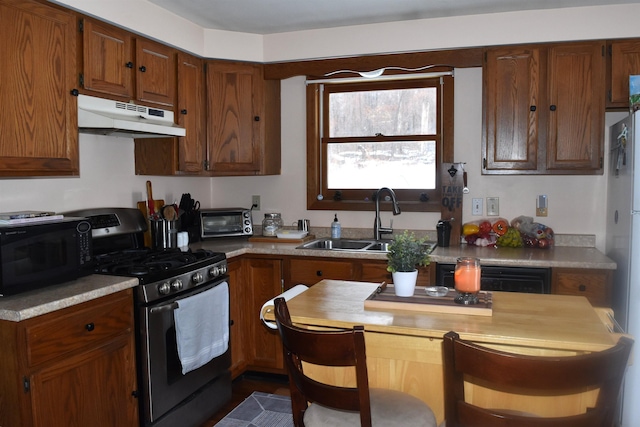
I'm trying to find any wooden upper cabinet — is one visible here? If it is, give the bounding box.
[546,43,605,172]
[608,40,640,109]
[81,18,176,108]
[483,47,541,172]
[206,60,281,176]
[0,0,79,177]
[483,41,605,175]
[135,52,205,175]
[81,19,133,99]
[135,38,177,108]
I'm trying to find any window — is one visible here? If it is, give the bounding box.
[306,73,454,212]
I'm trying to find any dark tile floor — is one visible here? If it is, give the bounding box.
[201,372,290,426]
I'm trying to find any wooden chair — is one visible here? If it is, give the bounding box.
[273,297,437,427]
[442,331,634,427]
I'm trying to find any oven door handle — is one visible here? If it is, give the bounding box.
[149,301,179,314]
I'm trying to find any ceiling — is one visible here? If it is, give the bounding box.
[147,0,639,35]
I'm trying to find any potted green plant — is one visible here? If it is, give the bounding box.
[387,230,431,296]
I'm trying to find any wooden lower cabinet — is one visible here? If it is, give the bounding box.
[551,267,613,307]
[227,258,248,378]
[244,257,284,372]
[285,256,434,288]
[0,289,138,427]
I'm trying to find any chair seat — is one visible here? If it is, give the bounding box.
[303,388,437,427]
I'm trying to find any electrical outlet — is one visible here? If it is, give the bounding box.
[472,198,483,216]
[251,195,261,211]
[536,195,548,217]
[486,197,499,216]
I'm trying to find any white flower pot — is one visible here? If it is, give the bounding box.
[392,270,419,297]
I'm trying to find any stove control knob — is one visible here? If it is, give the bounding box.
[192,272,204,284]
[171,279,183,292]
[209,266,221,277]
[220,264,227,274]
[158,281,171,295]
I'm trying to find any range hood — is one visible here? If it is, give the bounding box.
[77,94,186,138]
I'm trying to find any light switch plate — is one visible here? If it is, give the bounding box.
[487,197,499,216]
[536,195,548,217]
[472,198,483,216]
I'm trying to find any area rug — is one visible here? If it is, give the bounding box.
[214,391,294,427]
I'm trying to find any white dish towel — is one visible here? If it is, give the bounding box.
[174,281,229,375]
[260,284,309,329]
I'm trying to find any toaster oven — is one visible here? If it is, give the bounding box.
[200,208,253,238]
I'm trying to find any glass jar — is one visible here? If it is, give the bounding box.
[262,213,283,237]
[454,257,481,305]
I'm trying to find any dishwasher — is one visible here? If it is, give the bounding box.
[436,263,551,294]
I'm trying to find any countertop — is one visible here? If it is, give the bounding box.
[264,279,617,352]
[192,237,617,270]
[0,235,615,323]
[0,275,138,322]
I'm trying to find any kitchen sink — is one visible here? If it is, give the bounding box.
[297,238,436,254]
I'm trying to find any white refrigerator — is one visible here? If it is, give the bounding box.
[606,111,640,426]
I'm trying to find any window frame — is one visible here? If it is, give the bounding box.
[306,74,454,212]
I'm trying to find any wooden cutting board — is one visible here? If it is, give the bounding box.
[137,199,165,247]
[365,285,493,316]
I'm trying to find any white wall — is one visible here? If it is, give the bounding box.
[14,2,640,251]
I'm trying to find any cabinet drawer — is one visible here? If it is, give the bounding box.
[25,290,133,367]
[289,258,354,285]
[551,268,612,307]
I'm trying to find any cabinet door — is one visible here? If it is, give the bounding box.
[0,0,79,177]
[227,259,248,379]
[546,42,605,172]
[29,335,138,427]
[134,52,205,176]
[360,261,434,287]
[609,40,640,107]
[135,38,176,107]
[288,258,355,286]
[551,267,612,307]
[245,258,283,371]
[483,47,541,172]
[82,19,134,99]
[176,52,205,173]
[206,61,262,174]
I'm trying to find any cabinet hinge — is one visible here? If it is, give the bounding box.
[608,44,612,57]
[23,376,30,393]
[204,160,210,171]
[600,157,604,168]
[79,18,84,33]
[79,73,84,87]
[483,158,487,169]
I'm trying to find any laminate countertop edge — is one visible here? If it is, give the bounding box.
[0,275,138,322]
[192,239,617,270]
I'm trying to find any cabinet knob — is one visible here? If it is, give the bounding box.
[85,322,95,332]
[254,116,260,121]
[70,88,79,96]
[180,109,188,115]
[578,284,586,292]
[125,61,134,69]
[530,105,536,112]
[139,65,147,73]
[550,105,557,111]
[316,270,323,276]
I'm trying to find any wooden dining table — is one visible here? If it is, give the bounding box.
[262,279,623,424]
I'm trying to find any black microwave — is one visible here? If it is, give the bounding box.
[0,218,94,296]
[200,208,253,238]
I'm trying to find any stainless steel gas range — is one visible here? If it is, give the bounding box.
[65,207,231,427]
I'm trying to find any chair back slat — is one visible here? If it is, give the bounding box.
[443,331,633,427]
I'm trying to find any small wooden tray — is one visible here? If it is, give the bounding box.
[365,285,493,316]
[249,234,316,244]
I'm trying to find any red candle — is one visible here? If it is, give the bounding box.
[454,258,481,293]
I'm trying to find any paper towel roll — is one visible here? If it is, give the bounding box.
[260,284,309,329]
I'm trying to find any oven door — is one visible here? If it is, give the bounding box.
[138,279,231,425]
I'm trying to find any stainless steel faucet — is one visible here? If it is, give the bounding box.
[374,187,401,240]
